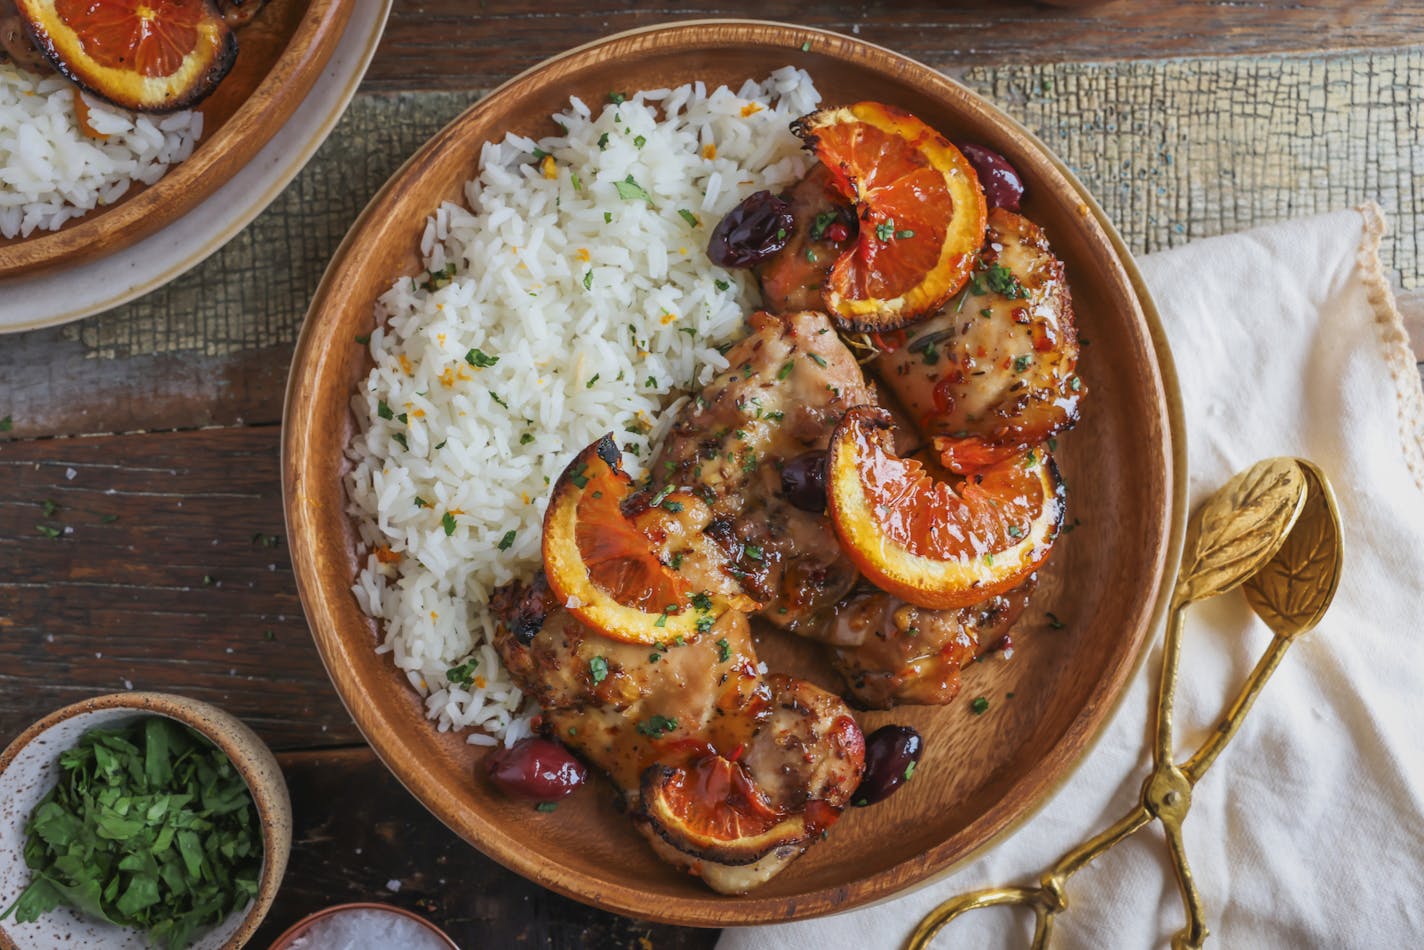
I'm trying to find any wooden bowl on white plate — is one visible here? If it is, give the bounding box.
[282,19,1185,926]
[0,692,291,950]
[0,0,353,278]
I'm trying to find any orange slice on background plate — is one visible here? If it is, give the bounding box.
[792,101,987,332]
[640,756,825,864]
[826,406,1064,609]
[17,0,236,111]
[542,435,753,645]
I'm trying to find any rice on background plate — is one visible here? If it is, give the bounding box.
[346,68,822,746]
[0,63,202,240]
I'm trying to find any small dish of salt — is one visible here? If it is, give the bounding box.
[269,903,458,950]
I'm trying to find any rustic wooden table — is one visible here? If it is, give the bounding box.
[2,3,1420,947]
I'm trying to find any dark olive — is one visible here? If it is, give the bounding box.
[707,190,795,267]
[780,450,828,513]
[957,143,1025,212]
[486,736,587,802]
[852,725,923,806]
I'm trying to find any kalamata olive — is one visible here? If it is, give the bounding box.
[957,143,1025,212]
[708,190,795,267]
[852,725,923,806]
[780,450,828,513]
[486,736,587,802]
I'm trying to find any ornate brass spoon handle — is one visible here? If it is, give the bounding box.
[907,458,1344,950]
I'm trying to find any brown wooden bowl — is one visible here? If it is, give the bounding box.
[0,0,353,279]
[283,20,1185,926]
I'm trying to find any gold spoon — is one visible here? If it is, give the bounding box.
[906,457,1344,949]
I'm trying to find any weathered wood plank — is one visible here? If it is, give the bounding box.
[254,746,716,950]
[0,426,361,750]
[366,0,1424,92]
[2,49,1418,441]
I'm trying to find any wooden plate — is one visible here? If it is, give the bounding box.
[283,20,1186,926]
[0,0,353,278]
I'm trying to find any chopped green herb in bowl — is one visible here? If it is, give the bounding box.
[0,694,290,949]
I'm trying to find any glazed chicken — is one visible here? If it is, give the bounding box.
[493,480,864,893]
[875,208,1084,472]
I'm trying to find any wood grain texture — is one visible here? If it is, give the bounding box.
[365,0,1424,92]
[0,427,362,750]
[282,21,1177,925]
[0,0,353,277]
[254,747,716,949]
[1,48,1419,439]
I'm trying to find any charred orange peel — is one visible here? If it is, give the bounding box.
[17,0,236,112]
[793,102,987,332]
[826,406,1064,610]
[543,435,750,645]
[640,755,837,865]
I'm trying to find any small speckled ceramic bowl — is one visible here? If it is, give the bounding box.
[0,692,292,950]
[266,903,459,949]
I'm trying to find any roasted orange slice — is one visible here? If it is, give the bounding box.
[792,102,987,332]
[17,0,236,112]
[543,435,750,645]
[826,406,1063,609]
[641,756,828,865]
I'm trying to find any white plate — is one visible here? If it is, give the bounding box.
[0,0,392,335]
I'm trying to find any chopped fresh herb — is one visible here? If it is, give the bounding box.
[607,91,627,104]
[810,211,836,240]
[441,512,457,536]
[691,592,713,612]
[984,553,995,565]
[603,211,613,223]
[355,334,370,344]
[41,499,58,517]
[465,348,498,368]
[520,433,535,445]
[800,40,811,51]
[414,497,430,508]
[1046,611,1066,630]
[1012,354,1033,373]
[980,308,994,319]
[614,175,653,204]
[971,696,990,714]
[1007,525,1023,538]
[696,615,715,634]
[648,651,662,662]
[535,802,558,813]
[377,400,394,420]
[714,279,730,292]
[670,552,684,570]
[447,659,479,685]
[1070,376,1083,392]
[653,611,668,628]
[743,544,764,561]
[678,209,699,227]
[250,533,280,548]
[589,656,609,684]
[0,717,262,948]
[570,464,590,489]
[531,147,548,160]
[633,134,647,148]
[391,433,408,450]
[662,501,684,514]
[650,485,674,508]
[583,270,593,290]
[497,530,517,551]
[202,574,216,586]
[35,524,61,539]
[434,439,447,450]
[422,262,457,291]
[904,760,917,781]
[490,392,509,409]
[586,373,600,389]
[570,171,583,191]
[645,376,657,389]
[678,327,697,339]
[635,714,678,738]
[896,229,916,239]
[807,352,828,368]
[597,132,609,150]
[397,412,408,424]
[777,361,794,380]
[985,264,1028,298]
[716,638,732,662]
[875,219,896,241]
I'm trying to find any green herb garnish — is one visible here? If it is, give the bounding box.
[636,715,678,738]
[615,175,654,205]
[0,718,261,950]
[447,659,479,685]
[497,530,517,551]
[678,209,699,227]
[441,512,457,535]
[466,348,499,368]
[589,656,609,684]
[970,696,990,715]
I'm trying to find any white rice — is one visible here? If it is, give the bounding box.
[0,63,201,239]
[346,68,821,744]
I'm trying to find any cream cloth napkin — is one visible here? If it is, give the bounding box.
[720,205,1424,949]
